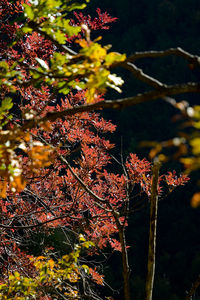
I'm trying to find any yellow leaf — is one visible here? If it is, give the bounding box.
[190,138,200,155]
[85,88,96,104]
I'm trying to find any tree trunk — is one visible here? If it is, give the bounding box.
[145,161,160,300]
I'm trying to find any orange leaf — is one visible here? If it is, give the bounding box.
[191,192,200,208]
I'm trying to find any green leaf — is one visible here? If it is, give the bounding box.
[22,26,33,34]
[66,2,87,12]
[1,98,13,111]
[54,30,67,44]
[24,4,35,20]
[60,19,81,37]
[59,86,70,95]
[0,61,9,72]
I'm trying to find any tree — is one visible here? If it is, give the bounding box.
[0,1,197,299]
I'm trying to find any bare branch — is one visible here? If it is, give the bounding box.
[120,62,165,89]
[39,82,200,122]
[126,47,197,62]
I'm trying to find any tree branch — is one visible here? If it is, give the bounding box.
[126,47,197,63]
[39,82,200,123]
[122,62,165,89]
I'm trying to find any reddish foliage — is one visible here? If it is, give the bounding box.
[0,1,189,294]
[72,8,118,30]
[89,267,104,285]
[67,8,117,43]
[165,171,190,187]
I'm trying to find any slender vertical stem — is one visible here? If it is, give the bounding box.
[118,228,130,300]
[145,161,160,300]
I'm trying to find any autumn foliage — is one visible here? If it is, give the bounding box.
[0,1,190,299]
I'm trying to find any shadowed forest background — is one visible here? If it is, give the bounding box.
[82,0,200,299]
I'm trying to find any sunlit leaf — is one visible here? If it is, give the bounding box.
[24,4,35,20]
[35,58,49,71]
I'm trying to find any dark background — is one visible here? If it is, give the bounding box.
[83,1,200,299]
